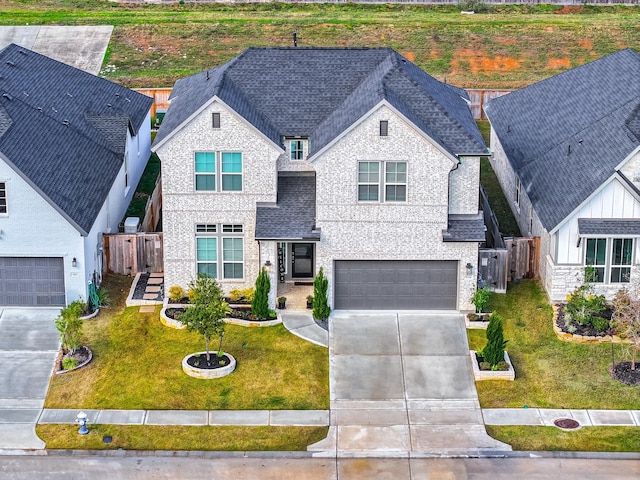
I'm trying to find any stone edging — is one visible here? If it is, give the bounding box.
[80,308,100,320]
[160,306,281,329]
[465,313,489,330]
[55,346,93,375]
[470,350,515,381]
[182,352,236,379]
[552,305,630,345]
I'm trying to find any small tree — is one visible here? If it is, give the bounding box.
[313,267,330,321]
[483,312,507,367]
[252,267,270,319]
[612,287,640,370]
[179,274,229,364]
[471,285,491,313]
[55,300,84,354]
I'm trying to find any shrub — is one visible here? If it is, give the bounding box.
[483,312,507,367]
[229,288,243,302]
[186,289,196,302]
[566,284,607,327]
[62,357,80,370]
[252,267,271,319]
[168,285,184,303]
[240,287,255,303]
[55,300,84,354]
[313,267,330,321]
[471,285,491,313]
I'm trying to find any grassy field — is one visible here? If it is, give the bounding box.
[45,274,329,410]
[1,1,639,88]
[468,280,640,410]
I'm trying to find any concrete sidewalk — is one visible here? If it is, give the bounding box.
[483,408,640,427]
[281,312,328,347]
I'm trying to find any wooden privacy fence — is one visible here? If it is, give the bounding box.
[506,237,540,282]
[103,233,163,275]
[141,177,162,233]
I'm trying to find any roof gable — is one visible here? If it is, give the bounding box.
[154,47,487,158]
[0,44,153,234]
[485,48,640,231]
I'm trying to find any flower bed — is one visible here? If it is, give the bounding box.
[160,305,280,329]
[470,350,515,381]
[553,305,629,344]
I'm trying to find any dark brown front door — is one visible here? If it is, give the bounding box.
[292,243,314,278]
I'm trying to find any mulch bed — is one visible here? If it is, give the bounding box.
[555,304,615,337]
[166,306,275,322]
[474,352,509,371]
[57,345,92,373]
[609,362,640,386]
[132,273,150,299]
[186,353,232,369]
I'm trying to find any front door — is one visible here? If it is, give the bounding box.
[292,243,314,278]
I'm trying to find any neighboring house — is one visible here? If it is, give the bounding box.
[485,49,640,301]
[153,47,487,311]
[0,44,153,306]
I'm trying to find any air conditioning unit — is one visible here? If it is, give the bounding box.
[124,217,140,234]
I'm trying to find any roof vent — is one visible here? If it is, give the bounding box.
[115,92,120,97]
[23,91,29,97]
[66,92,73,98]
[6,61,15,67]
[125,97,131,102]
[62,119,69,126]
[2,93,12,100]
[52,107,57,113]
[37,106,42,111]
[18,50,27,56]
[107,103,112,108]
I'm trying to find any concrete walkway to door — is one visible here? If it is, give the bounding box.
[309,312,510,457]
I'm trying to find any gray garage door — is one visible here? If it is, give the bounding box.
[0,257,65,306]
[334,260,458,310]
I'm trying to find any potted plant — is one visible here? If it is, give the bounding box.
[306,295,314,309]
[277,296,287,309]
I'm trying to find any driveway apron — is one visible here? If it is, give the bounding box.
[309,312,510,457]
[0,308,60,449]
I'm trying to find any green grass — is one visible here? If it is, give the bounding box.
[37,424,328,451]
[486,426,640,452]
[45,275,329,410]
[123,152,161,222]
[469,280,640,410]
[1,1,639,88]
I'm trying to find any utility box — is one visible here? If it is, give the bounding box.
[124,217,140,234]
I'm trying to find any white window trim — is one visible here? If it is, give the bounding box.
[584,236,635,284]
[194,151,243,193]
[194,151,217,192]
[357,161,408,203]
[288,138,307,161]
[195,223,244,281]
[221,152,243,193]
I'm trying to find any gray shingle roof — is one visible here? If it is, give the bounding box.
[484,49,640,232]
[0,44,153,234]
[255,174,320,241]
[154,47,486,157]
[442,213,486,242]
[578,218,640,236]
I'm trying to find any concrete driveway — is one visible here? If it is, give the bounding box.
[0,308,60,450]
[310,312,510,457]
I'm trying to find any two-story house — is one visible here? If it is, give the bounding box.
[153,47,487,311]
[0,44,152,306]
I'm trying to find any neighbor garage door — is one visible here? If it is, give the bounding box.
[0,257,65,306]
[334,260,457,310]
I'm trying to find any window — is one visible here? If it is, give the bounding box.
[385,162,407,202]
[195,223,244,279]
[358,162,380,201]
[515,177,521,209]
[358,161,407,203]
[290,140,304,160]
[379,120,388,137]
[585,237,633,284]
[0,182,6,214]
[212,112,221,129]
[195,152,216,191]
[221,152,242,191]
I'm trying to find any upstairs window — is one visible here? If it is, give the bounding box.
[195,152,216,191]
[385,162,407,202]
[0,182,6,214]
[290,140,304,160]
[358,162,380,202]
[221,152,242,191]
[212,112,221,129]
[358,161,407,203]
[379,120,389,137]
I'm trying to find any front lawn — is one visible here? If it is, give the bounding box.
[468,280,640,409]
[45,275,329,410]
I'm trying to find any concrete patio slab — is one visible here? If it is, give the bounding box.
[588,410,636,426]
[0,424,45,449]
[95,410,146,425]
[403,355,476,400]
[398,314,468,356]
[270,410,329,426]
[0,409,42,423]
[482,408,544,426]
[208,410,269,426]
[138,305,156,313]
[39,409,100,424]
[330,355,405,401]
[145,410,208,426]
[408,408,484,425]
[331,409,408,426]
[332,315,400,355]
[336,425,410,455]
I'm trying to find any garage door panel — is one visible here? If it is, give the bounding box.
[334,260,457,310]
[0,257,65,306]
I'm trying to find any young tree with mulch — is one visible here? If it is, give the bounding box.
[179,274,229,364]
[612,287,640,371]
[313,267,330,321]
[483,313,507,368]
[252,267,270,319]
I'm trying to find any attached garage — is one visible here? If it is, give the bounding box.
[0,257,66,306]
[334,260,458,310]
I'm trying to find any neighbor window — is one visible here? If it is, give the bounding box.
[212,112,221,129]
[195,152,216,191]
[290,140,304,160]
[195,223,244,280]
[585,237,633,284]
[0,182,6,214]
[221,152,242,191]
[358,161,407,203]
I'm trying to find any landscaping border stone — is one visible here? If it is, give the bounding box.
[182,352,236,379]
[470,350,515,381]
[552,304,630,345]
